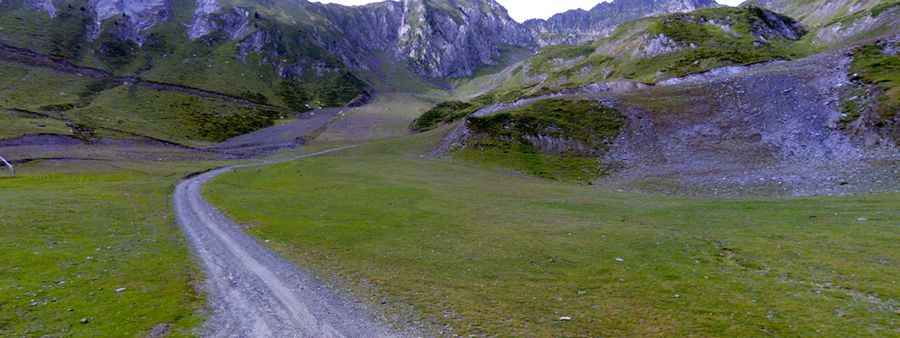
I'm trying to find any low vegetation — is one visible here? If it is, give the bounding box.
[850,42,899,122]
[410,85,560,132]
[0,161,209,337]
[410,101,478,131]
[206,135,900,337]
[67,86,284,144]
[0,110,71,139]
[528,44,597,75]
[0,61,95,111]
[277,72,367,111]
[468,99,624,151]
[637,7,810,79]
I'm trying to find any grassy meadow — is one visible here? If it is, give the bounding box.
[0,160,219,337]
[205,133,900,337]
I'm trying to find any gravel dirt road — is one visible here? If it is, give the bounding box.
[174,147,402,337]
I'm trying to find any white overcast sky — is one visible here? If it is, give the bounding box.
[312,0,746,22]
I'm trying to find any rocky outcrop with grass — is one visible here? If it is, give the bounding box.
[839,36,900,146]
[748,0,900,46]
[488,6,809,100]
[745,0,890,27]
[431,48,898,195]
[525,0,720,46]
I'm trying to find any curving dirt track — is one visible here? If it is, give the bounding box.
[174,147,401,337]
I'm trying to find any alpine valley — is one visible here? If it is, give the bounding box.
[0,0,897,337]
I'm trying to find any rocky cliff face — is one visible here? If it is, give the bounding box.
[394,0,535,77]
[104,0,536,78]
[89,0,171,44]
[525,0,720,46]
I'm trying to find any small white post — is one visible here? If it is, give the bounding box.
[0,155,14,177]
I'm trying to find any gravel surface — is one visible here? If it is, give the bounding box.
[212,108,344,157]
[175,147,408,337]
[600,50,900,196]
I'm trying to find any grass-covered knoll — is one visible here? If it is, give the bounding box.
[409,92,507,132]
[851,42,899,121]
[468,99,624,152]
[411,98,625,181]
[0,160,212,337]
[458,99,624,182]
[205,135,900,337]
[410,101,473,132]
[411,76,562,133]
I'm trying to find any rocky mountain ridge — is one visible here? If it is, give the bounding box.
[526,0,721,46]
[7,0,724,83]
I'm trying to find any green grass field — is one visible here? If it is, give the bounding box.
[205,133,900,337]
[0,160,217,337]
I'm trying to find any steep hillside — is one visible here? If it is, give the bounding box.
[0,0,736,84]
[747,0,900,46]
[0,50,295,147]
[430,49,899,195]
[419,6,899,195]
[0,0,367,111]
[0,0,753,146]
[422,6,811,116]
[840,36,899,144]
[525,0,721,46]
[745,0,891,26]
